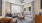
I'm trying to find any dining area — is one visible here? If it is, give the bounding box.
[0,0,42,23]
[0,0,35,23]
[4,2,34,23]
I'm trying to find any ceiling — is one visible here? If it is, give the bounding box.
[5,0,35,5]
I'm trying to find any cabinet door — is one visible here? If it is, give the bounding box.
[35,15,42,23]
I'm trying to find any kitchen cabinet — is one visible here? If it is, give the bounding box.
[35,15,42,23]
[0,18,11,23]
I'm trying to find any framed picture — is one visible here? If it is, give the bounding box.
[41,0,42,9]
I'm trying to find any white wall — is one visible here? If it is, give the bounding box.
[24,3,31,8]
[34,0,42,14]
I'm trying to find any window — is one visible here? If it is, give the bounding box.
[29,7,31,11]
[11,4,21,13]
[24,8,26,11]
